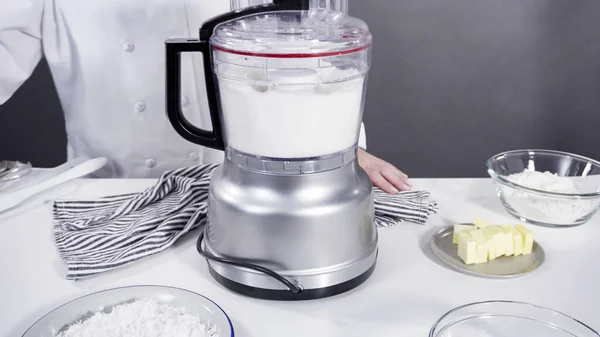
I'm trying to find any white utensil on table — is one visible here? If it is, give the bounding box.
[0,157,107,216]
[0,183,77,221]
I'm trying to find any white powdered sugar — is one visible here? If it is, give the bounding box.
[55,299,216,337]
[502,170,598,224]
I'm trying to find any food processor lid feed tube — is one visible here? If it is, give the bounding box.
[231,0,348,13]
[200,0,310,41]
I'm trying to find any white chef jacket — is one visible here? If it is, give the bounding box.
[0,0,367,178]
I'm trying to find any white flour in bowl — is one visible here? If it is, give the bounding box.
[55,299,216,337]
[506,170,580,193]
[501,170,598,224]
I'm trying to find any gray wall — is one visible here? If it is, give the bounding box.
[1,0,600,177]
[352,0,600,177]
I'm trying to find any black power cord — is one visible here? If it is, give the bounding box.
[196,230,302,294]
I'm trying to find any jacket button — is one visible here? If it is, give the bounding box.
[134,101,146,112]
[123,42,135,52]
[145,158,156,168]
[188,152,199,161]
[181,96,189,107]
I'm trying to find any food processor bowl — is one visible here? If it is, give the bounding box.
[209,8,371,159]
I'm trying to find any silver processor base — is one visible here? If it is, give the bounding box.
[199,148,378,300]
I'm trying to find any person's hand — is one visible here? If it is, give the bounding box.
[357,148,411,194]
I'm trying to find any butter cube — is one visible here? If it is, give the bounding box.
[473,217,490,229]
[457,232,478,264]
[501,225,515,256]
[487,226,506,257]
[469,230,493,263]
[472,232,490,264]
[469,229,485,242]
[479,229,498,260]
[511,227,524,256]
[515,224,534,255]
[453,224,476,244]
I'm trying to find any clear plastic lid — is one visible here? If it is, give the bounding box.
[231,0,348,13]
[210,8,370,58]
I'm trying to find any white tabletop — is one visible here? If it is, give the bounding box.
[1,178,599,336]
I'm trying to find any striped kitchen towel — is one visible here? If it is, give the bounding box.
[53,164,438,280]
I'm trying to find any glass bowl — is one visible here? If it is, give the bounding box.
[22,285,234,337]
[430,301,599,337]
[486,149,600,226]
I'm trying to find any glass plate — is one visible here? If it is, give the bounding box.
[430,301,599,337]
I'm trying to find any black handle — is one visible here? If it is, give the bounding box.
[166,0,310,150]
[165,39,225,150]
[197,230,302,294]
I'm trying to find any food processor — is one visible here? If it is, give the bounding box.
[165,0,377,300]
